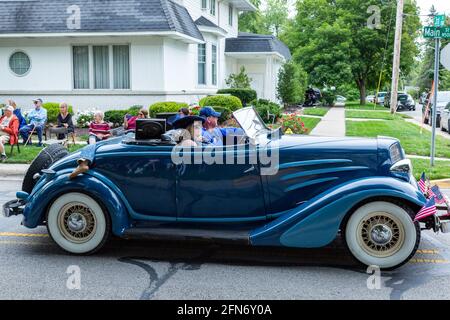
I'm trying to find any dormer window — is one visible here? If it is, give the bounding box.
[201,0,207,10]
[228,4,233,25]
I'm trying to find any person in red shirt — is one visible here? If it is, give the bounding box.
[123,108,148,131]
[0,106,19,162]
[88,111,111,144]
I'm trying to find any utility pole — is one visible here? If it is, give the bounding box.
[389,0,404,114]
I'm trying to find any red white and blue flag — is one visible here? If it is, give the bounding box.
[418,172,427,194]
[414,197,437,221]
[429,185,446,205]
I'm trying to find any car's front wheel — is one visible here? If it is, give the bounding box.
[344,201,420,270]
[46,192,110,254]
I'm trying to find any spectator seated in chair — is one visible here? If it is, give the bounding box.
[49,102,75,140]
[0,106,19,162]
[7,99,27,130]
[88,111,111,144]
[19,98,47,147]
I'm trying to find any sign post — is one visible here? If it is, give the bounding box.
[423,14,446,166]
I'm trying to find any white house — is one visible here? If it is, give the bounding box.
[0,0,291,111]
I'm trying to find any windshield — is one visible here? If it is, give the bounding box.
[437,92,450,103]
[377,92,386,97]
[233,107,269,140]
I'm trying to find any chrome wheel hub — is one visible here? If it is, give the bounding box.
[370,224,393,245]
[58,202,97,244]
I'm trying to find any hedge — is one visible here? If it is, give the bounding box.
[42,102,74,124]
[149,102,189,117]
[216,88,257,106]
[251,99,282,123]
[199,95,242,111]
[104,106,142,127]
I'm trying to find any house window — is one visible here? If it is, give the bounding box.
[209,0,215,15]
[211,44,217,86]
[93,46,110,89]
[73,46,90,89]
[72,44,130,90]
[201,0,207,9]
[228,5,233,25]
[198,44,206,85]
[9,51,31,76]
[113,45,130,89]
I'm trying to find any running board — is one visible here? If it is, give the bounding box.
[122,227,250,245]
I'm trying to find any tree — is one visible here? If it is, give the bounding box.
[276,61,307,106]
[225,66,253,88]
[238,0,268,34]
[263,0,288,37]
[283,0,421,104]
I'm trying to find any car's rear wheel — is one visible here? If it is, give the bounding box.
[46,192,110,254]
[344,201,420,270]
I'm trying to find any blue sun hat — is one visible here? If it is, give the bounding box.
[170,114,205,129]
[199,106,221,118]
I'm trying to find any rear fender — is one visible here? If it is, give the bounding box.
[22,170,131,236]
[250,177,426,248]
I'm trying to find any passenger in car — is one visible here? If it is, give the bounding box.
[199,106,243,146]
[123,108,148,131]
[171,115,205,147]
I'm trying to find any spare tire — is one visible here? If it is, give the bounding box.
[22,144,70,193]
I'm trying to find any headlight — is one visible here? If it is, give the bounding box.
[390,159,412,174]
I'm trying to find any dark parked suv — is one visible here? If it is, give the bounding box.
[384,92,415,111]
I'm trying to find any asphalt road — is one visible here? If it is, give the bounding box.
[1,176,450,300]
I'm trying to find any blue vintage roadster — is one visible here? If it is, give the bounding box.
[3,107,445,269]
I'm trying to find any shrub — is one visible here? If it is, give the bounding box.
[149,102,188,117]
[75,111,95,128]
[225,66,252,88]
[251,99,282,123]
[199,95,242,111]
[217,88,257,106]
[104,110,129,127]
[42,102,74,124]
[321,90,337,106]
[128,105,143,115]
[279,114,308,134]
[276,61,307,106]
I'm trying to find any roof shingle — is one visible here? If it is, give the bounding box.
[225,32,291,60]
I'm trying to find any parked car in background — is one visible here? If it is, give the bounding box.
[336,95,347,103]
[441,102,450,133]
[384,93,415,111]
[422,91,450,127]
[366,95,375,103]
[375,92,387,105]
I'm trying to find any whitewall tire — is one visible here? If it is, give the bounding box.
[345,201,420,269]
[46,192,110,254]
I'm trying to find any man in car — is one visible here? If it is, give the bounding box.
[199,106,243,146]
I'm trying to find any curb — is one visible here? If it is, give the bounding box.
[0,164,29,177]
[431,179,450,189]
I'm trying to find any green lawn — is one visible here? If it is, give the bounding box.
[345,101,387,111]
[346,120,450,159]
[302,107,329,117]
[410,158,450,181]
[4,144,84,164]
[346,110,410,120]
[302,117,321,134]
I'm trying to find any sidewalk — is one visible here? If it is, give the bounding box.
[310,105,345,137]
[0,164,29,176]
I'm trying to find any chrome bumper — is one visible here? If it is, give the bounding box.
[2,199,26,217]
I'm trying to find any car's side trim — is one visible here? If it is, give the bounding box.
[280,166,370,181]
[284,177,339,192]
[277,159,352,170]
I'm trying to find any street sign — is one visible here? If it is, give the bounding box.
[423,26,450,39]
[434,15,446,27]
[442,44,450,71]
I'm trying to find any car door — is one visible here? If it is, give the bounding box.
[175,144,267,221]
[94,144,177,219]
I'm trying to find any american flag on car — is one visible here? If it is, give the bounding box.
[418,172,427,194]
[414,197,437,222]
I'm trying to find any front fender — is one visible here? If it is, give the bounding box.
[22,171,131,236]
[250,176,426,248]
